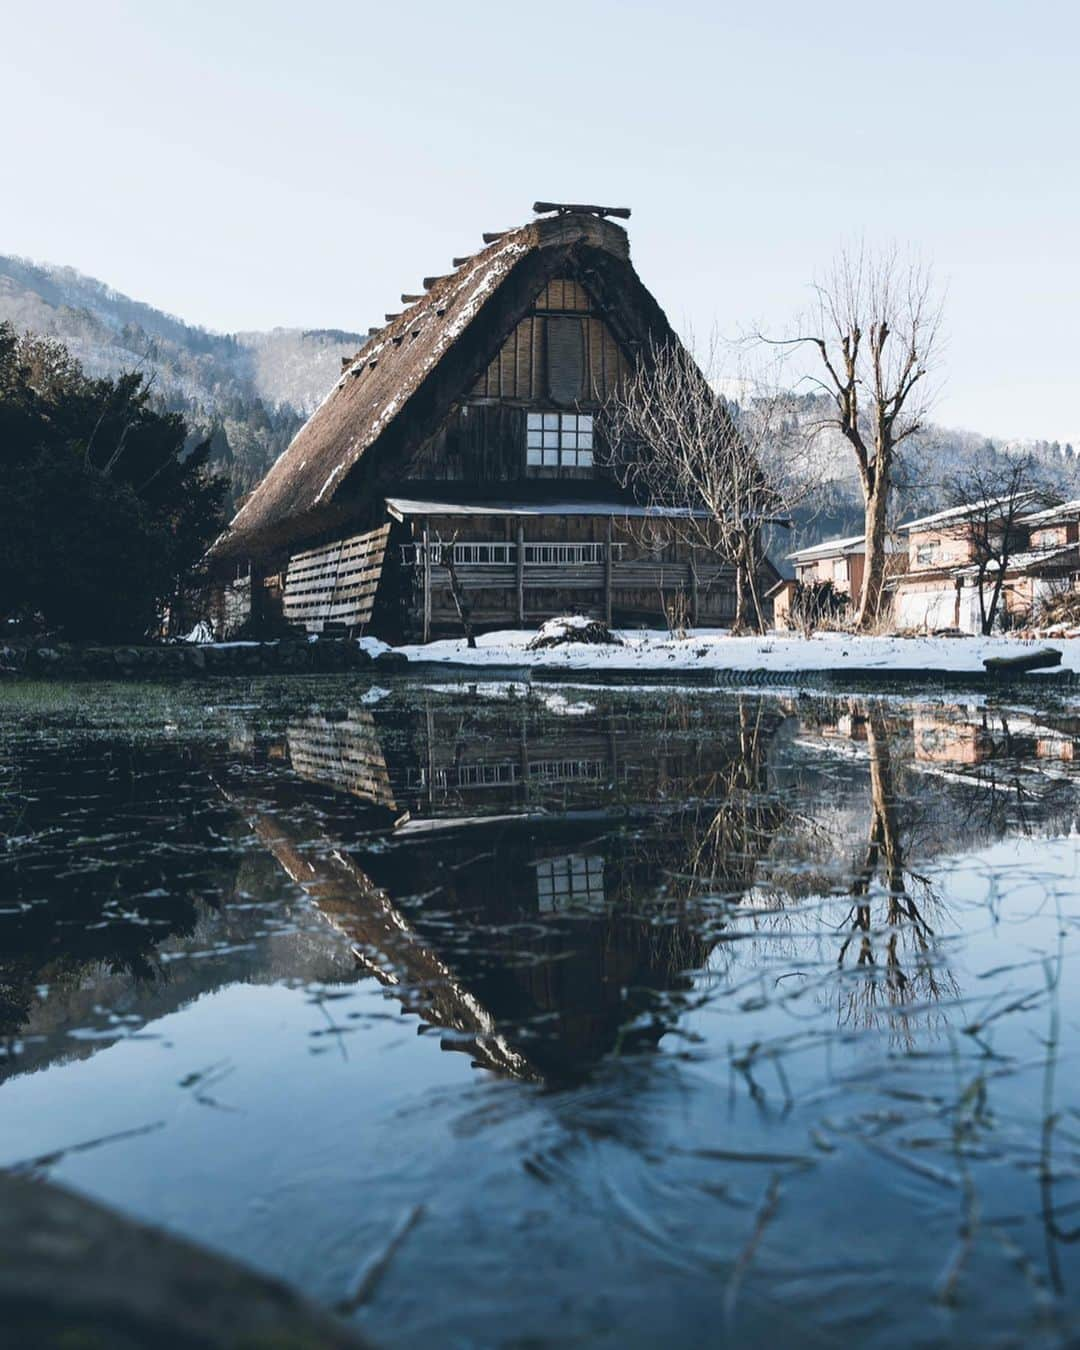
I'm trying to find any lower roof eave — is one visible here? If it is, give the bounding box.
[384,496,714,522]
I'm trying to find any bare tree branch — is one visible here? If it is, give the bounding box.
[601,335,820,633]
[758,246,945,629]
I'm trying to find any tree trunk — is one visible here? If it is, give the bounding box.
[856,483,890,630]
[440,537,476,648]
[977,564,990,635]
[742,531,767,634]
[985,566,1007,635]
[733,561,746,633]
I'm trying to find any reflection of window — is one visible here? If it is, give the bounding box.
[535,854,605,911]
[916,539,940,565]
[526,413,594,468]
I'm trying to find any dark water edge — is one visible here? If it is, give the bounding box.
[2,675,1080,1348]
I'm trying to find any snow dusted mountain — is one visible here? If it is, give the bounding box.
[0,254,368,494]
[3,252,1075,544]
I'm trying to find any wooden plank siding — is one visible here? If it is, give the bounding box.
[413,524,737,631]
[408,401,616,484]
[467,273,632,405]
[283,524,391,633]
[287,713,397,810]
[467,314,632,404]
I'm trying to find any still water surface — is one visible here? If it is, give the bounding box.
[3,677,1080,1346]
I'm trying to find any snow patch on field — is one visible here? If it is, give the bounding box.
[395,628,1080,674]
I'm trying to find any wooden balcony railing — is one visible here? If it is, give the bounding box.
[403,539,736,638]
[400,541,625,567]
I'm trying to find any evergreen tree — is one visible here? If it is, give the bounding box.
[0,323,229,640]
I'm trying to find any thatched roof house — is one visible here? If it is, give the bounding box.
[210,204,774,639]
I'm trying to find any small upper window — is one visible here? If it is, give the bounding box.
[832,558,847,584]
[916,539,940,565]
[526,412,593,468]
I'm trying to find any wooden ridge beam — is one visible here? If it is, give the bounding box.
[533,201,631,219]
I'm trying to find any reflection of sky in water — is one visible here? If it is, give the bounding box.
[1,679,1080,1347]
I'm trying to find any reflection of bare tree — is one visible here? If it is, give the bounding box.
[837,707,956,1039]
[1038,943,1080,1297]
[633,698,788,911]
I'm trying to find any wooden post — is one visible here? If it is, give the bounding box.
[519,718,530,808]
[516,524,525,626]
[425,699,435,810]
[421,520,432,644]
[604,517,614,626]
[690,548,699,626]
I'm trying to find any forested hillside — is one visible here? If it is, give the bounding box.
[3,253,1076,556]
[0,255,367,500]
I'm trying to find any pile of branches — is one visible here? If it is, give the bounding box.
[789,580,851,634]
[1034,589,1080,633]
[526,616,623,650]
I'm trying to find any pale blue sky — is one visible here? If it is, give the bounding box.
[3,0,1077,441]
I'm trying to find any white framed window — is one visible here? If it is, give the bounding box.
[526,412,594,468]
[832,558,847,585]
[916,539,940,565]
[535,853,605,911]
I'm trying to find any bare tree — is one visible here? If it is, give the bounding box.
[602,338,816,633]
[765,247,945,630]
[942,451,1054,634]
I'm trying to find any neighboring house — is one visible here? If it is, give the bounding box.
[892,501,995,632]
[772,533,903,628]
[1007,497,1080,619]
[892,495,1080,632]
[207,203,777,640]
[1020,497,1080,549]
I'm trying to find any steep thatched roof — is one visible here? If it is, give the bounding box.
[211,212,681,562]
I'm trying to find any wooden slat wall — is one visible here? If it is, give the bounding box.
[287,713,397,810]
[468,276,630,403]
[284,524,390,633]
[534,278,591,311]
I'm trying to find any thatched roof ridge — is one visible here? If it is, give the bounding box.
[210,213,665,562]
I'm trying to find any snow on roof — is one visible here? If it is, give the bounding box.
[787,533,865,561]
[901,493,1040,532]
[1019,497,1080,526]
[787,533,901,561]
[385,497,713,520]
[954,543,1080,577]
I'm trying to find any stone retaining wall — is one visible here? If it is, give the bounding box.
[0,640,408,679]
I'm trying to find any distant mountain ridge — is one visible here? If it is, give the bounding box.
[2,252,1077,552]
[0,253,368,496]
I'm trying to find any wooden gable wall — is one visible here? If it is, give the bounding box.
[468,277,633,405]
[400,275,636,485]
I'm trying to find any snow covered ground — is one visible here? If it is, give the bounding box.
[395,627,1080,675]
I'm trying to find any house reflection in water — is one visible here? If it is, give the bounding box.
[287,710,398,812]
[223,691,787,1083]
[912,707,1080,771]
[8,689,1080,1094]
[913,713,995,766]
